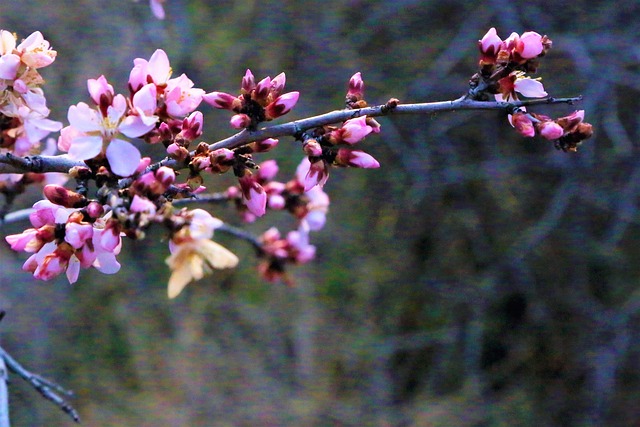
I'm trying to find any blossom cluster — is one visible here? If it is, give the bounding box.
[0,31,61,178]
[475,28,592,150]
[2,26,594,297]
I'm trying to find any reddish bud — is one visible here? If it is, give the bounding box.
[203,91,237,110]
[335,149,380,168]
[265,91,299,120]
[230,113,251,129]
[241,69,256,94]
[511,112,535,138]
[347,72,364,100]
[43,185,87,208]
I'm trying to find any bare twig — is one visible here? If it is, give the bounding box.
[0,345,79,423]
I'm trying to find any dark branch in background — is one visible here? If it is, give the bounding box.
[0,312,79,424]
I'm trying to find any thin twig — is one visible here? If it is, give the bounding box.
[0,346,80,423]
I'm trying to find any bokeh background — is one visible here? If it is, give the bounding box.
[1,0,639,425]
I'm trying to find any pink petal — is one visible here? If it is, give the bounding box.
[119,115,156,138]
[106,139,141,177]
[0,53,20,79]
[67,103,103,132]
[68,135,103,161]
[514,78,547,98]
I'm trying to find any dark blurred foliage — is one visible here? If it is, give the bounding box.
[1,0,640,425]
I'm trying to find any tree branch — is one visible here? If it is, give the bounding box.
[0,344,79,423]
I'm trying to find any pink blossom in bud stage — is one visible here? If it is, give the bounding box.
[251,138,279,153]
[270,73,286,98]
[130,194,157,214]
[164,74,204,117]
[238,173,267,217]
[268,193,286,210]
[257,159,279,182]
[303,139,323,157]
[265,91,299,120]
[166,142,189,161]
[335,148,380,168]
[179,111,203,142]
[150,0,166,19]
[340,116,373,144]
[347,72,364,99]
[156,166,176,187]
[64,222,94,249]
[230,113,251,129]
[253,76,272,103]
[304,186,329,231]
[301,157,330,191]
[479,27,502,56]
[516,31,544,59]
[5,228,42,252]
[87,75,114,106]
[129,49,171,92]
[241,69,256,93]
[556,110,585,132]
[202,91,237,110]
[16,31,56,69]
[511,112,536,137]
[538,121,564,140]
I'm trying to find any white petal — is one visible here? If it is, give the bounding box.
[106,139,141,177]
[68,135,103,160]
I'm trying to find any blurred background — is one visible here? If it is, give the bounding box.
[1,0,639,425]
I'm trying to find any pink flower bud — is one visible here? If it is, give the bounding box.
[270,72,286,98]
[265,91,299,120]
[511,112,535,138]
[303,139,323,157]
[538,121,564,140]
[257,159,279,181]
[230,113,251,129]
[203,91,237,110]
[156,166,176,187]
[87,75,114,106]
[85,201,104,219]
[268,194,286,210]
[181,111,204,141]
[241,69,256,94]
[238,173,267,217]
[254,76,272,103]
[251,138,279,153]
[43,184,86,208]
[340,116,373,144]
[479,27,502,56]
[347,72,364,100]
[516,31,543,59]
[335,149,380,168]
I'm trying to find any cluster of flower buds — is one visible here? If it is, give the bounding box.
[203,69,299,130]
[224,158,330,230]
[257,225,315,285]
[475,28,592,150]
[511,109,593,152]
[59,49,205,177]
[0,31,61,163]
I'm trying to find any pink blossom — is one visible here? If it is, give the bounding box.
[253,76,272,103]
[265,91,299,119]
[64,222,94,249]
[304,186,329,231]
[164,74,204,117]
[301,157,330,191]
[513,77,547,98]
[129,49,171,91]
[65,93,151,177]
[0,30,16,55]
[16,31,56,69]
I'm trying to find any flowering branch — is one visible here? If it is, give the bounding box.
[0,27,593,298]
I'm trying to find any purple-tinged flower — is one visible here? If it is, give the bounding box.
[87,75,114,106]
[479,27,502,56]
[516,31,544,59]
[241,69,256,94]
[230,113,251,129]
[149,0,166,19]
[165,74,205,117]
[270,73,286,98]
[347,72,364,100]
[339,116,373,144]
[129,49,171,92]
[238,172,267,217]
[538,121,564,140]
